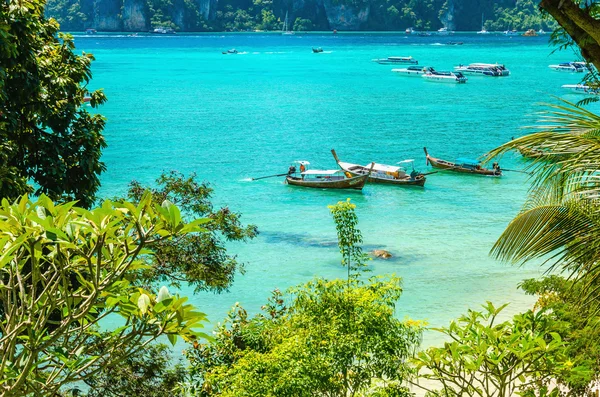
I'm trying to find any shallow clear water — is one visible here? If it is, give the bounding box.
[76,32,594,346]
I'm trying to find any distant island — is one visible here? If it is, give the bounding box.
[46,0,557,33]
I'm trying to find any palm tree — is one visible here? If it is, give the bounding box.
[484,99,600,300]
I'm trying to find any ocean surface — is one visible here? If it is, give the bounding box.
[75,32,594,346]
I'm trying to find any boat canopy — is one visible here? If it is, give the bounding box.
[455,157,480,166]
[301,169,340,175]
[364,163,400,173]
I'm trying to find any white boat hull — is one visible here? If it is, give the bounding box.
[422,74,467,83]
[562,84,599,95]
[392,69,428,76]
[549,65,584,72]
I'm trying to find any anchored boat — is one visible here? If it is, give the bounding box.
[562,84,599,95]
[331,149,426,187]
[455,63,510,76]
[549,62,585,72]
[422,70,467,83]
[423,147,502,176]
[373,56,418,65]
[285,161,373,190]
[392,66,434,76]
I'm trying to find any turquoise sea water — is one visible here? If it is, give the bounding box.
[76,32,595,346]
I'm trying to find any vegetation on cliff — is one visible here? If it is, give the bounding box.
[44,0,557,32]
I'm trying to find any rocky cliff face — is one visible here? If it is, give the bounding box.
[440,0,456,31]
[92,0,123,30]
[321,0,369,30]
[122,0,147,31]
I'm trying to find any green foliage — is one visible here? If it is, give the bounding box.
[186,276,423,396]
[414,302,590,397]
[293,17,313,31]
[122,171,258,293]
[44,0,559,32]
[328,199,371,279]
[184,201,423,396]
[520,276,600,395]
[484,100,600,303]
[82,343,187,397]
[1,0,107,208]
[0,194,209,396]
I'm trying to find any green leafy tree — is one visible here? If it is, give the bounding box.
[293,17,313,31]
[1,0,107,208]
[0,194,209,396]
[122,171,258,293]
[184,200,423,396]
[520,276,600,395]
[414,302,589,397]
[83,343,187,397]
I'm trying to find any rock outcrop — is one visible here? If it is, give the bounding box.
[321,0,369,30]
[371,249,392,260]
[122,0,148,31]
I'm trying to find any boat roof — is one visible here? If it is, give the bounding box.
[389,56,413,60]
[455,157,480,166]
[301,169,340,175]
[363,163,400,173]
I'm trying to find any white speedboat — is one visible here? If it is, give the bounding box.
[562,84,599,95]
[455,63,510,76]
[372,56,418,65]
[392,66,434,76]
[549,62,585,72]
[437,27,450,35]
[503,29,518,36]
[538,29,546,34]
[422,71,467,83]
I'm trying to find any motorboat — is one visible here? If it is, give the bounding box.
[405,27,415,34]
[446,41,464,45]
[503,29,518,36]
[392,66,434,76]
[285,161,373,190]
[549,62,585,72]
[372,56,418,65]
[424,148,502,176]
[454,64,501,76]
[331,150,426,187]
[470,63,510,76]
[85,28,97,34]
[222,49,238,54]
[561,84,599,95]
[422,70,467,83]
[538,29,546,34]
[151,27,176,34]
[437,27,450,35]
[312,47,324,53]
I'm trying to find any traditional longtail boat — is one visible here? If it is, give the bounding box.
[423,147,502,176]
[331,149,426,187]
[285,162,373,190]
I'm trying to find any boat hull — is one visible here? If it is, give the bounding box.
[285,174,368,190]
[346,170,426,186]
[427,157,500,176]
[422,74,467,83]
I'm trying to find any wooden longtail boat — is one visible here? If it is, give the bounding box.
[423,147,502,176]
[285,163,374,190]
[331,149,426,187]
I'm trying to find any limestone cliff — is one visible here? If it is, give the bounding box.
[122,0,147,31]
[92,0,123,30]
[321,0,369,30]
